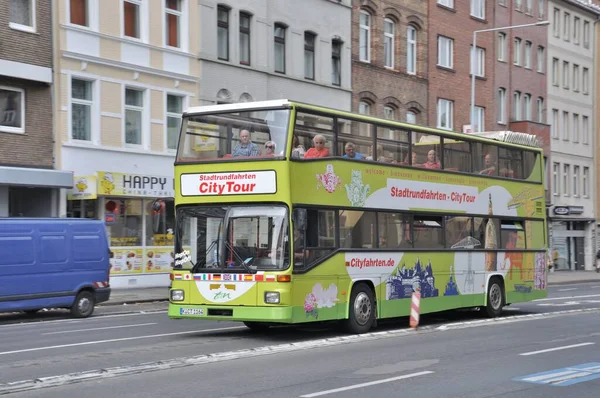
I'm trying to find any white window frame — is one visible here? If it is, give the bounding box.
[525,0,533,14]
[164,0,188,51]
[536,97,544,123]
[0,86,25,134]
[69,77,98,143]
[563,164,569,196]
[582,67,589,94]
[537,46,544,73]
[562,110,569,141]
[470,46,485,77]
[165,93,186,152]
[562,61,569,89]
[552,57,558,85]
[383,106,395,120]
[437,36,453,68]
[384,18,395,68]
[406,110,417,124]
[538,0,545,19]
[470,0,485,19]
[121,0,148,42]
[583,167,589,197]
[438,0,454,8]
[552,162,559,196]
[523,94,532,120]
[553,8,560,37]
[524,41,532,68]
[406,26,417,74]
[573,17,580,44]
[572,113,579,143]
[563,12,570,41]
[474,106,485,132]
[551,109,558,139]
[573,166,579,197]
[359,10,371,63]
[583,21,590,48]
[513,91,521,120]
[573,64,579,92]
[358,101,370,115]
[437,98,453,130]
[582,115,589,144]
[123,86,147,148]
[497,87,506,124]
[66,0,100,31]
[9,0,36,33]
[498,32,506,61]
[513,38,522,66]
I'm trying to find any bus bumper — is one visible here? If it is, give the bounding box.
[168,303,293,323]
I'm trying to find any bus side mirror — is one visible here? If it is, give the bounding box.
[293,208,307,231]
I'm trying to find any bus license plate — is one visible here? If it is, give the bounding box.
[180,308,205,316]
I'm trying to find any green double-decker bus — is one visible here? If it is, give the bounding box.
[167,99,548,334]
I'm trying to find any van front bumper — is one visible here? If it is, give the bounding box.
[95,287,111,304]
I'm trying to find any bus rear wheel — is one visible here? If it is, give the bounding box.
[484,278,504,318]
[344,283,375,334]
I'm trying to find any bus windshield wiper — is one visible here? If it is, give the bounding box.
[224,240,256,274]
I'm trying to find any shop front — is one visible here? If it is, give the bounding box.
[549,206,595,271]
[67,171,175,288]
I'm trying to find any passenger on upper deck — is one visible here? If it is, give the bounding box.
[232,129,260,157]
[291,135,306,158]
[479,153,497,175]
[304,134,330,158]
[343,142,365,160]
[422,150,440,169]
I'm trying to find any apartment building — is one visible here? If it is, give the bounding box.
[353,0,428,127]
[53,0,200,288]
[0,0,72,217]
[197,0,352,110]
[547,0,599,271]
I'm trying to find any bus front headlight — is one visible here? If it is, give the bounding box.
[264,292,280,304]
[171,290,184,301]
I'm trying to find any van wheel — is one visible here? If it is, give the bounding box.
[484,278,504,318]
[71,291,95,318]
[344,283,375,334]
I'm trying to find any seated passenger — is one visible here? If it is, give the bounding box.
[343,142,365,160]
[291,135,306,158]
[263,140,276,157]
[366,144,392,163]
[423,150,440,169]
[304,134,330,158]
[403,151,420,166]
[232,129,260,157]
[479,153,497,175]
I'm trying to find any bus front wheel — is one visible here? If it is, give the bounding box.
[344,283,375,334]
[484,278,505,318]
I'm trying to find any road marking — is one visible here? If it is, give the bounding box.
[534,294,600,302]
[592,286,600,289]
[519,342,595,356]
[0,310,168,329]
[558,288,577,292]
[515,363,600,387]
[0,326,246,356]
[41,322,157,335]
[299,371,434,397]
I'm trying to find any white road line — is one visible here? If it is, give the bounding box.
[41,323,157,335]
[592,286,600,289]
[299,371,434,397]
[0,326,245,356]
[534,294,600,302]
[558,288,577,292]
[0,311,167,329]
[519,342,595,356]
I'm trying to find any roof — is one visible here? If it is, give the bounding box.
[184,100,292,115]
[468,131,540,148]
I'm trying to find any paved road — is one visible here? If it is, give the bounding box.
[1,282,600,396]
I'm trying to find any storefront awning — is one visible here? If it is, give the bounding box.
[0,166,73,188]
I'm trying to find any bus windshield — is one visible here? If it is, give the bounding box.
[175,205,290,273]
[177,108,290,162]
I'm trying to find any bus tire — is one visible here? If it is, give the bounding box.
[243,321,271,331]
[71,290,95,318]
[484,277,504,318]
[344,282,375,334]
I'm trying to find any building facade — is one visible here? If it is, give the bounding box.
[0,0,72,217]
[547,0,599,271]
[198,0,352,109]
[352,0,428,127]
[53,0,200,287]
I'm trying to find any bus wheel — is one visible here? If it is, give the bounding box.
[71,291,95,318]
[243,321,271,332]
[484,278,504,318]
[345,283,375,334]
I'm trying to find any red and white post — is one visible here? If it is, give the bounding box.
[409,291,421,328]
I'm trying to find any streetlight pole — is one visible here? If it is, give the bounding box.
[470,20,550,133]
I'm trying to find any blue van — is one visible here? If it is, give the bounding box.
[0,218,111,318]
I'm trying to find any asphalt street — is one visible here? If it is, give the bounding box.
[1,282,599,397]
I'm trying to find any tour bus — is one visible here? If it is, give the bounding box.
[166,99,548,334]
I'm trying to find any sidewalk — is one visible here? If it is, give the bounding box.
[100,270,600,306]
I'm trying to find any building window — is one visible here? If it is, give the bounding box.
[573,64,579,92]
[583,21,590,48]
[552,162,559,195]
[473,106,485,132]
[125,88,144,145]
[513,38,521,65]
[553,8,560,37]
[274,23,286,73]
[551,58,558,85]
[304,32,316,80]
[523,94,532,120]
[471,0,485,19]
[123,0,141,39]
[165,0,182,48]
[515,0,522,11]
[524,41,532,68]
[537,46,544,73]
[572,113,579,142]
[437,36,453,68]
[563,164,569,196]
[551,109,558,139]
[406,110,417,124]
[437,99,453,130]
[563,12,570,41]
[583,167,589,197]
[562,110,569,140]
[513,91,521,120]
[217,5,229,61]
[166,94,183,150]
[10,0,36,32]
[497,87,506,124]
[71,79,93,141]
[331,40,341,86]
[358,101,370,115]
[384,106,395,121]
[562,61,569,89]
[239,12,251,65]
[582,115,589,144]
[536,97,544,123]
[582,67,589,94]
[0,86,24,134]
[384,18,395,68]
[471,46,484,77]
[359,10,371,62]
[573,17,580,44]
[526,0,533,13]
[70,0,88,27]
[407,26,417,74]
[538,0,545,19]
[497,32,506,61]
[438,0,454,7]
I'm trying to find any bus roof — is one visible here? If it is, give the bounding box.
[183,99,542,150]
